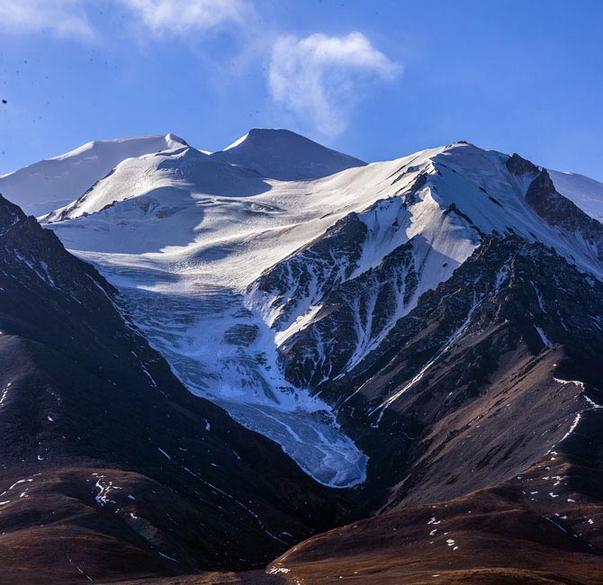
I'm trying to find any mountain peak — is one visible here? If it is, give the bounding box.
[212,128,366,180]
[224,128,321,149]
[51,133,186,161]
[0,134,188,216]
[164,132,188,148]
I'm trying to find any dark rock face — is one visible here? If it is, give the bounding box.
[249,213,368,330]
[323,236,603,513]
[279,240,417,388]
[254,234,602,584]
[525,169,603,259]
[343,235,602,398]
[0,195,347,583]
[249,191,422,388]
[506,152,540,176]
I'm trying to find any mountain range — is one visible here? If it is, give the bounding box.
[0,129,601,584]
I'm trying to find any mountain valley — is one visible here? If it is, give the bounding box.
[0,129,601,584]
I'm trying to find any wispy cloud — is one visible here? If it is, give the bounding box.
[0,0,252,41]
[0,0,95,40]
[115,0,251,36]
[269,32,401,136]
[0,3,401,139]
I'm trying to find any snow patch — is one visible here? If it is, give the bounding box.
[535,326,553,348]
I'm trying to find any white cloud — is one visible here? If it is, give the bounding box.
[269,32,401,136]
[116,0,251,36]
[0,0,251,41]
[0,0,95,40]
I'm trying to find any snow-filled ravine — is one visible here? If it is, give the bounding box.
[40,130,602,488]
[86,259,368,487]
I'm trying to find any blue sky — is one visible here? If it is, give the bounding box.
[1,0,602,180]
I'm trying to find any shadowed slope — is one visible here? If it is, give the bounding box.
[0,194,348,584]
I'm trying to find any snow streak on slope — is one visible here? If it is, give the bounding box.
[42,133,603,488]
[0,134,185,216]
[371,288,482,417]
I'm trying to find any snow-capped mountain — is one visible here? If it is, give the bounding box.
[33,130,602,491]
[211,128,367,180]
[0,133,186,216]
[2,129,602,583]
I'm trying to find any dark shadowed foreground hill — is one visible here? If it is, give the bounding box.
[0,194,347,584]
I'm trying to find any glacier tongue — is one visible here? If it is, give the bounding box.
[78,256,368,488]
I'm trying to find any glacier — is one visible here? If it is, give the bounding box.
[28,129,602,488]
